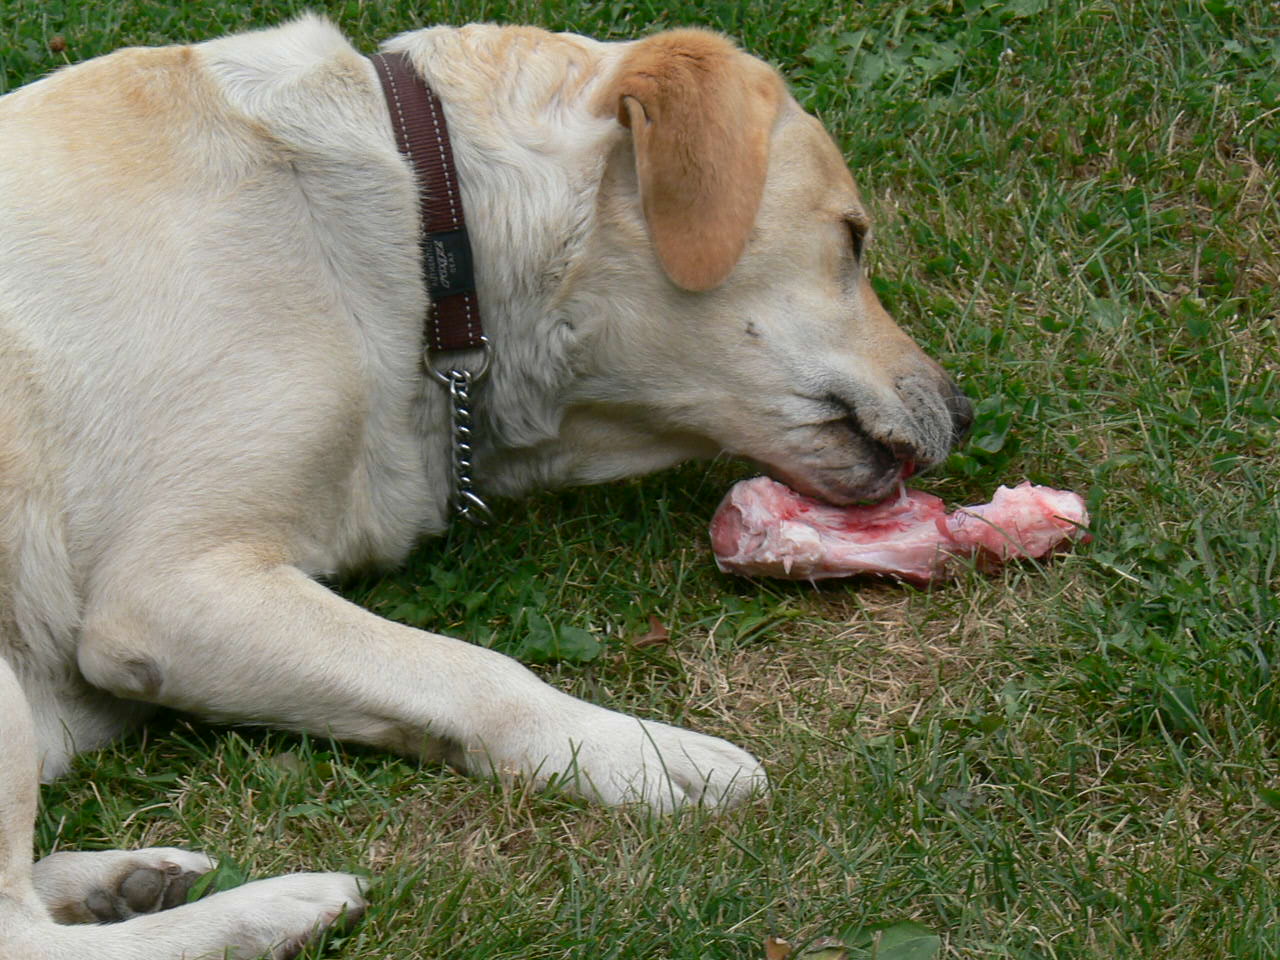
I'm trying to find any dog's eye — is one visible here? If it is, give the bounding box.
[845,217,869,263]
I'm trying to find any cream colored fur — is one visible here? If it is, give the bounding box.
[0,16,969,957]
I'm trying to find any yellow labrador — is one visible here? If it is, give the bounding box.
[0,17,971,958]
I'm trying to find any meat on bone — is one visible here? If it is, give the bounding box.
[710,476,1089,583]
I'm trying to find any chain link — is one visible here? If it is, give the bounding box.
[427,339,492,526]
[442,367,493,525]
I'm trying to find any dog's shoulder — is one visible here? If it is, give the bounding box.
[198,15,378,142]
[0,16,381,172]
[0,25,314,193]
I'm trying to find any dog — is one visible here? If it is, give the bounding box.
[0,15,972,958]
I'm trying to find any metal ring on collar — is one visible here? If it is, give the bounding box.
[427,335,491,386]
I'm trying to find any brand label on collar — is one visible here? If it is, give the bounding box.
[424,227,477,300]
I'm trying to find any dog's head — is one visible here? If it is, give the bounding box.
[535,29,973,505]
[448,28,972,505]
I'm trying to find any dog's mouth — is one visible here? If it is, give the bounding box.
[730,388,931,506]
[750,420,918,507]
[750,377,971,506]
[759,461,905,507]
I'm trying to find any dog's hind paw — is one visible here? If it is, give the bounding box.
[185,871,367,960]
[32,847,215,924]
[24,870,367,960]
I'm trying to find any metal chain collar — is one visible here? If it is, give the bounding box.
[428,340,493,526]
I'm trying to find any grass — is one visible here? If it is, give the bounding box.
[5,0,1279,957]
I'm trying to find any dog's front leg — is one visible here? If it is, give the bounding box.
[77,547,766,811]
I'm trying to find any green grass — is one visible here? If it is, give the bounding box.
[6,0,1280,957]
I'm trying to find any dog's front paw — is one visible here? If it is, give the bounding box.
[583,713,768,812]
[471,701,768,812]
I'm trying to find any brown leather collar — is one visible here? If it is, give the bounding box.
[370,51,484,356]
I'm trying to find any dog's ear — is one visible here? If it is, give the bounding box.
[601,30,784,292]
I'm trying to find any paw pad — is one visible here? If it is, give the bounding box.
[86,863,209,922]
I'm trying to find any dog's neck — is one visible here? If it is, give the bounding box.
[383,26,634,499]
[198,17,697,540]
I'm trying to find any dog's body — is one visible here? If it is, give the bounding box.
[0,17,970,958]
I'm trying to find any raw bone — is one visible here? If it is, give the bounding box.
[710,476,1089,583]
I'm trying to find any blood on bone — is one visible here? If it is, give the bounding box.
[710,476,1090,583]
